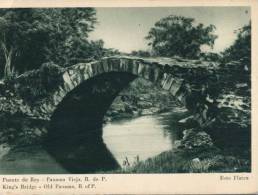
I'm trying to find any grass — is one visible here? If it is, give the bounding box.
[105,146,251,173]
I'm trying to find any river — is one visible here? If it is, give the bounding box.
[103,107,187,168]
[0,106,188,174]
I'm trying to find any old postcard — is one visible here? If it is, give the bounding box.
[0,0,257,194]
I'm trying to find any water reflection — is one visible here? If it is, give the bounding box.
[0,107,188,174]
[44,128,120,173]
[103,115,173,167]
[103,107,188,167]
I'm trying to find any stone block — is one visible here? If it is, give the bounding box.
[89,62,97,75]
[37,100,55,117]
[76,64,87,77]
[170,78,183,96]
[110,59,121,72]
[68,69,82,87]
[91,61,104,75]
[79,63,87,70]
[160,73,168,88]
[101,59,109,73]
[152,68,163,82]
[161,74,175,90]
[62,71,75,91]
[52,93,64,106]
[131,60,139,75]
[106,59,114,72]
[85,64,94,78]
[97,61,105,74]
[56,86,67,98]
[137,62,146,76]
[67,69,74,76]
[79,64,90,80]
[142,65,153,81]
[39,103,48,114]
[119,58,129,72]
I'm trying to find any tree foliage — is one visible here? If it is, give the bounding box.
[146,15,218,59]
[0,9,50,78]
[221,22,251,67]
[0,8,106,79]
[131,50,151,57]
[39,8,98,66]
[200,52,222,62]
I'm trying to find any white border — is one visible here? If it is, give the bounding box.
[0,0,257,194]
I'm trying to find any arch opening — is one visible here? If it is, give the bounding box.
[44,72,138,173]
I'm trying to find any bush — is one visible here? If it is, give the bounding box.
[221,23,251,69]
[131,50,151,57]
[39,62,63,91]
[14,62,63,104]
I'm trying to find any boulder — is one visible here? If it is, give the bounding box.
[175,129,213,150]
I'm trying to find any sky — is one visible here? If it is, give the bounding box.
[89,7,250,53]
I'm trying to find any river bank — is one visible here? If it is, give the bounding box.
[101,78,251,173]
[104,78,177,122]
[116,147,250,173]
[102,119,250,173]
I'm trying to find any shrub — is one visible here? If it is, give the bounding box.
[14,62,63,104]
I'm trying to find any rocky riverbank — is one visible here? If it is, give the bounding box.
[107,121,250,173]
[102,64,251,173]
[104,78,178,122]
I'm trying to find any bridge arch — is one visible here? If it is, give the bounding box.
[41,56,217,173]
[41,56,216,123]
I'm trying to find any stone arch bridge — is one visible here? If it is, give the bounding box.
[0,56,250,173]
[19,56,220,125]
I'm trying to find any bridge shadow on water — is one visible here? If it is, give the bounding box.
[44,72,137,173]
[44,130,120,173]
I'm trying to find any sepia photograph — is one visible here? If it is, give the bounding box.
[0,0,257,194]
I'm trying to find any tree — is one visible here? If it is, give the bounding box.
[131,50,151,57]
[0,8,99,78]
[0,17,14,78]
[0,9,49,78]
[40,8,98,66]
[221,22,251,67]
[145,15,218,59]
